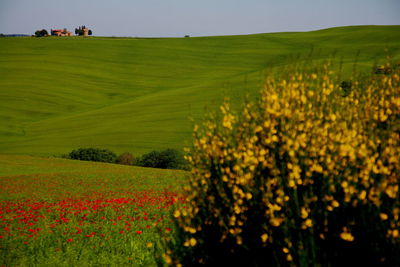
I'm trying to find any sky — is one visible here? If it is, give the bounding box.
[0,0,399,37]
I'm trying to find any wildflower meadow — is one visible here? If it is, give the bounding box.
[0,156,187,266]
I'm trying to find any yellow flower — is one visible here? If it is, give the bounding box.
[261,233,268,243]
[301,207,308,219]
[392,229,399,238]
[245,192,252,200]
[331,200,340,208]
[270,93,278,101]
[385,185,398,199]
[358,190,367,200]
[189,237,197,246]
[222,114,235,129]
[184,238,196,247]
[379,213,388,220]
[340,231,354,242]
[163,254,172,264]
[146,242,153,248]
[288,180,296,188]
[304,218,313,228]
[255,125,263,133]
[234,205,241,214]
[173,210,181,218]
[270,217,283,227]
[301,95,307,104]
[233,165,240,172]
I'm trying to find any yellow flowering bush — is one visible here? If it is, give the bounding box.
[164,61,400,266]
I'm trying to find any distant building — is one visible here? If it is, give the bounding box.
[51,29,73,37]
[82,28,90,37]
[75,26,92,36]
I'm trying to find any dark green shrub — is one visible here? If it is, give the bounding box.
[138,149,187,170]
[117,152,136,165]
[138,151,161,168]
[34,29,48,37]
[68,148,117,163]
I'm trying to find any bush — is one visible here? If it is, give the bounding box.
[164,61,400,266]
[34,29,48,37]
[138,149,187,170]
[117,152,136,165]
[68,148,117,163]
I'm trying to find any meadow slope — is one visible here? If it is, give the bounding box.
[0,155,187,266]
[0,25,399,156]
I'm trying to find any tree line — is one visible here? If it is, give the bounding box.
[65,147,188,170]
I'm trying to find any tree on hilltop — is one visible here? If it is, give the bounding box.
[34,29,48,37]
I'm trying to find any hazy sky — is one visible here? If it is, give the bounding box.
[1,0,399,37]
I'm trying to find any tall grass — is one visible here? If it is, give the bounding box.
[164,60,400,266]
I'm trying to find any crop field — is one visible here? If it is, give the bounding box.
[1,25,399,156]
[0,155,187,266]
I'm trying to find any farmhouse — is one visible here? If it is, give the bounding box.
[75,26,92,36]
[51,29,73,37]
[82,28,90,37]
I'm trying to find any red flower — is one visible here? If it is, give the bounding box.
[136,231,142,234]
[67,238,73,242]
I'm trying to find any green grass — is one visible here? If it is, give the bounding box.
[0,25,399,156]
[0,154,187,266]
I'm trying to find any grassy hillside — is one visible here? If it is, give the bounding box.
[0,25,399,156]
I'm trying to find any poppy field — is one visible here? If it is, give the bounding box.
[0,155,187,266]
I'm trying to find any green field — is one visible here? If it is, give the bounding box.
[1,25,399,156]
[0,155,187,266]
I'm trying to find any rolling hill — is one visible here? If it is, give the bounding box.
[0,25,399,156]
